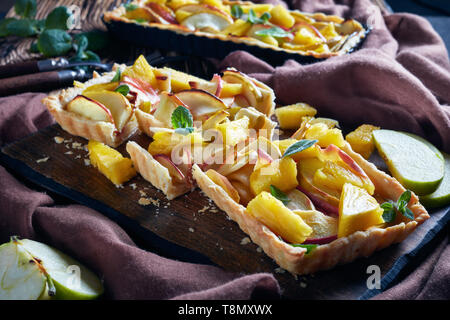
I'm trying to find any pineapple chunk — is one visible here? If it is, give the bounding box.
[275,103,317,130]
[167,0,198,10]
[241,4,274,15]
[148,131,203,155]
[270,5,295,29]
[221,19,252,37]
[250,157,298,195]
[175,9,192,22]
[83,82,118,94]
[338,183,384,238]
[206,169,240,203]
[345,124,380,159]
[319,23,339,39]
[162,67,208,92]
[274,139,321,161]
[201,0,229,13]
[310,117,339,128]
[292,27,320,46]
[216,116,249,146]
[88,140,136,185]
[122,55,157,88]
[304,123,345,148]
[247,191,312,243]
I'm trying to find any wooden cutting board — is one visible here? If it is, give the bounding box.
[1,124,448,299]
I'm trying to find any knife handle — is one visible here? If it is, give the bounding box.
[0,70,82,97]
[0,58,69,79]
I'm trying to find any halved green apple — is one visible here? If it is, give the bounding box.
[83,90,133,132]
[0,240,47,300]
[0,238,103,300]
[175,89,228,122]
[373,129,444,195]
[420,152,450,208]
[66,95,114,123]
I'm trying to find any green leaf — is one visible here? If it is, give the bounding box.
[115,84,130,96]
[402,207,414,220]
[124,3,139,11]
[171,106,194,130]
[270,185,290,205]
[291,244,318,254]
[231,5,243,19]
[84,50,100,62]
[174,127,195,135]
[6,19,38,37]
[282,139,318,158]
[396,190,411,212]
[255,26,293,39]
[15,0,37,18]
[74,31,109,52]
[382,207,396,223]
[37,29,72,57]
[247,9,271,24]
[29,41,39,53]
[134,18,147,24]
[73,34,88,58]
[45,6,73,30]
[111,69,121,82]
[0,18,17,37]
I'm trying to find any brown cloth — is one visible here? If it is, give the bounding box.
[0,93,280,300]
[221,0,450,153]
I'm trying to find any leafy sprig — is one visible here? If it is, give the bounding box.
[270,185,290,205]
[230,5,244,19]
[291,243,318,254]
[0,1,108,60]
[381,190,414,223]
[255,26,293,39]
[115,84,130,96]
[171,106,194,135]
[282,139,318,158]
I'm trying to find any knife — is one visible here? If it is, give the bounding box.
[0,69,89,97]
[0,58,113,79]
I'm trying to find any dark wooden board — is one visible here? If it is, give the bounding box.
[1,124,449,299]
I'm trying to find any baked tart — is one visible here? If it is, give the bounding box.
[104,0,368,60]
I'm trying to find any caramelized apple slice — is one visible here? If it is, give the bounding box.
[338,183,384,238]
[83,91,133,132]
[153,92,179,127]
[121,76,160,106]
[146,2,178,24]
[286,189,315,211]
[206,169,240,203]
[175,89,228,122]
[179,4,233,32]
[292,210,338,241]
[66,95,114,123]
[222,69,262,109]
[153,154,185,183]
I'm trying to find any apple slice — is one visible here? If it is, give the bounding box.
[302,235,337,245]
[83,91,133,132]
[206,169,240,203]
[222,69,263,109]
[146,2,178,24]
[175,89,228,122]
[0,239,47,300]
[296,185,339,216]
[153,154,185,183]
[181,12,232,32]
[179,4,233,24]
[121,76,160,106]
[152,92,180,127]
[286,189,315,211]
[292,209,338,241]
[66,95,114,123]
[17,238,104,300]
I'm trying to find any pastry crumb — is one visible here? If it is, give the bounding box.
[72,142,83,149]
[84,159,90,166]
[188,227,194,233]
[54,136,64,144]
[240,237,251,245]
[198,205,209,214]
[75,155,81,159]
[256,247,263,253]
[36,157,49,163]
[299,281,307,288]
[139,190,147,197]
[129,183,137,190]
[64,151,73,155]
[138,198,151,206]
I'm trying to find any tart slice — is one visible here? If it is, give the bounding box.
[192,109,429,275]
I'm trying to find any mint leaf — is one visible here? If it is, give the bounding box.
[0,18,17,37]
[37,29,72,57]
[270,185,290,205]
[115,84,130,96]
[381,190,414,223]
[255,26,293,39]
[382,207,396,223]
[15,0,37,19]
[248,9,271,24]
[124,3,138,11]
[174,127,195,135]
[402,207,414,220]
[282,139,318,158]
[45,6,73,30]
[396,190,411,212]
[29,41,39,53]
[231,5,243,19]
[171,106,194,130]
[111,69,121,82]
[6,19,39,37]
[291,244,318,254]
[134,18,147,24]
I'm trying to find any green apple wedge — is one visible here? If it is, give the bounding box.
[0,238,104,300]
[373,130,444,195]
[0,240,47,300]
[420,152,450,208]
